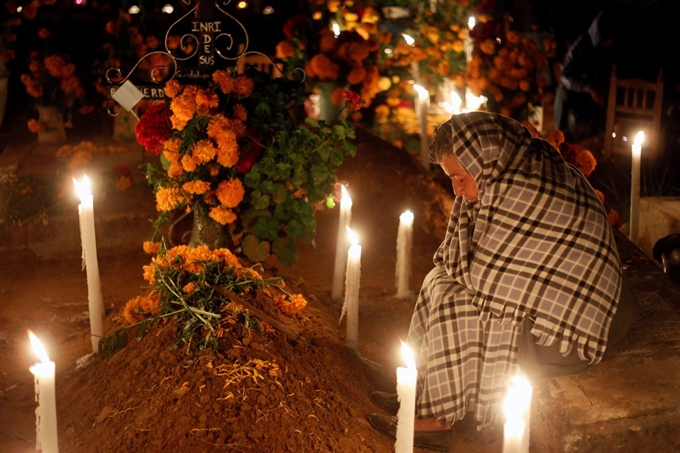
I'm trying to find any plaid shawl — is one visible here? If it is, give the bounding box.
[408,112,622,427]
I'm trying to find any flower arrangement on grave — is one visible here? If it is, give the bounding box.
[274,6,384,110]
[103,242,308,354]
[466,0,555,121]
[136,68,357,266]
[20,28,91,133]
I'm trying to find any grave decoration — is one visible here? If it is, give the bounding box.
[106,0,359,267]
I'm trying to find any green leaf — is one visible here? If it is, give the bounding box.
[160,153,171,171]
[241,234,271,262]
[272,237,298,267]
[273,184,287,204]
[254,216,280,241]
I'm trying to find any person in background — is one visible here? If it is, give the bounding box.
[367,112,640,452]
[554,10,617,143]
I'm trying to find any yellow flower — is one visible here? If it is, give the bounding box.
[181,154,198,172]
[191,140,217,163]
[216,178,245,208]
[212,70,233,94]
[182,282,197,295]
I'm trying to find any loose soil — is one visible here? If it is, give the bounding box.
[0,128,505,452]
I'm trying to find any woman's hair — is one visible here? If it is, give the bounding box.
[428,121,453,163]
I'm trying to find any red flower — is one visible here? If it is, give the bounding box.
[135,103,172,155]
[558,142,579,166]
[283,14,310,40]
[235,130,262,173]
[342,89,363,112]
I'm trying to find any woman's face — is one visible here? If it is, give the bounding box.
[439,153,479,203]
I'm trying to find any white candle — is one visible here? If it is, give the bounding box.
[332,185,352,301]
[413,84,430,168]
[395,341,417,453]
[73,176,104,353]
[339,227,361,351]
[629,131,644,245]
[395,210,414,299]
[502,375,533,453]
[28,331,59,453]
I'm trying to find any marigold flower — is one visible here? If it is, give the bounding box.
[310,54,340,81]
[575,149,597,178]
[213,70,233,94]
[115,176,133,192]
[38,28,51,39]
[182,180,210,194]
[233,75,254,97]
[143,241,161,254]
[164,79,182,98]
[272,293,307,315]
[156,186,187,211]
[216,178,245,208]
[347,66,366,85]
[181,154,198,172]
[232,104,248,122]
[191,140,217,163]
[209,206,237,225]
[182,282,197,295]
[275,40,296,59]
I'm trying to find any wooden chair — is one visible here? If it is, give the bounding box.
[603,64,664,160]
[236,44,283,78]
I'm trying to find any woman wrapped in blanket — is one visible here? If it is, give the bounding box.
[368,111,640,452]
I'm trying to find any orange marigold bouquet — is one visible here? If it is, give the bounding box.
[275,8,384,108]
[20,28,90,131]
[466,0,555,121]
[104,243,308,354]
[137,68,357,266]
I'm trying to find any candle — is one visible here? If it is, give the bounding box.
[464,16,475,63]
[73,175,104,353]
[629,131,644,245]
[395,210,414,299]
[502,375,533,453]
[339,227,361,351]
[28,331,59,453]
[413,84,431,168]
[332,185,353,301]
[395,341,417,453]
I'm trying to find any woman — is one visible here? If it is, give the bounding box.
[368,112,639,452]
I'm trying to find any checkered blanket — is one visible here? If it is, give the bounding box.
[408,112,622,427]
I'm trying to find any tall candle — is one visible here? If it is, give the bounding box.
[395,210,414,299]
[332,185,352,301]
[413,84,431,168]
[73,176,104,353]
[395,341,417,453]
[502,375,533,453]
[28,331,59,453]
[629,131,644,245]
[340,227,361,351]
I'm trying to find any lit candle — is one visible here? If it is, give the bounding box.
[73,176,104,353]
[332,185,353,301]
[395,210,414,299]
[28,331,59,453]
[465,16,476,63]
[629,131,644,245]
[340,227,361,351]
[502,375,533,453]
[413,84,430,168]
[395,341,417,453]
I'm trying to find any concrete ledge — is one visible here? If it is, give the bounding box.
[531,231,680,452]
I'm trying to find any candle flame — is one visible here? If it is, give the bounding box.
[28,331,50,363]
[331,21,340,37]
[413,84,429,100]
[73,175,92,201]
[400,210,414,223]
[468,16,476,29]
[401,341,416,369]
[402,33,415,46]
[503,375,532,420]
[346,227,358,246]
[633,131,645,146]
